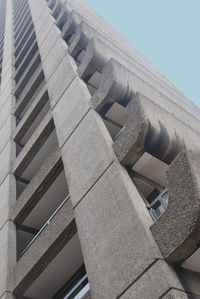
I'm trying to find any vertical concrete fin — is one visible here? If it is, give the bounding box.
[0,0,16,297]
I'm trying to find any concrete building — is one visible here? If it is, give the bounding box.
[0,0,200,298]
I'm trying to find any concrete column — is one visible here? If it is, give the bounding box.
[0,0,16,298]
[28,1,200,298]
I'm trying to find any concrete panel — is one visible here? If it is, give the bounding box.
[29,2,50,32]
[32,10,54,47]
[28,0,47,21]
[1,44,12,65]
[61,109,115,206]
[0,80,12,111]
[47,54,77,108]
[1,65,14,92]
[74,161,161,299]
[39,24,61,62]
[0,221,16,296]
[42,37,68,81]
[0,174,16,230]
[1,59,13,81]
[52,77,91,148]
[0,96,14,130]
[0,141,14,185]
[163,290,194,299]
[0,115,15,153]
[120,260,186,299]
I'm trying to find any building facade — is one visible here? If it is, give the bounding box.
[0,0,200,298]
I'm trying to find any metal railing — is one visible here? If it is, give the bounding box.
[64,274,89,299]
[113,124,126,141]
[19,194,70,258]
[147,188,167,221]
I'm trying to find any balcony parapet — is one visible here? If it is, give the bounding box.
[113,92,200,166]
[151,150,200,264]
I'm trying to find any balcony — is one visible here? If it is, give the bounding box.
[147,188,167,221]
[129,152,169,221]
[21,234,89,299]
[18,192,70,259]
[100,102,128,141]
[16,161,69,257]
[14,53,41,100]
[13,191,90,298]
[14,85,50,148]
[14,66,45,119]
[14,112,58,196]
[54,265,90,299]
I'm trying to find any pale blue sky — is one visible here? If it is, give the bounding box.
[86,0,200,107]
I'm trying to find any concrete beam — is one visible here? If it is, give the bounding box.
[14,42,38,83]
[14,53,41,98]
[13,111,55,177]
[14,85,49,144]
[11,149,63,224]
[15,30,36,69]
[14,20,33,49]
[61,109,115,206]
[14,66,44,117]
[14,19,33,58]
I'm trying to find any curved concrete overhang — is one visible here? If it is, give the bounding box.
[77,38,106,78]
[91,59,133,111]
[91,59,200,133]
[61,9,82,40]
[113,93,200,165]
[60,1,200,121]
[151,150,200,264]
[69,20,95,57]
[78,37,195,116]
[89,59,200,166]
